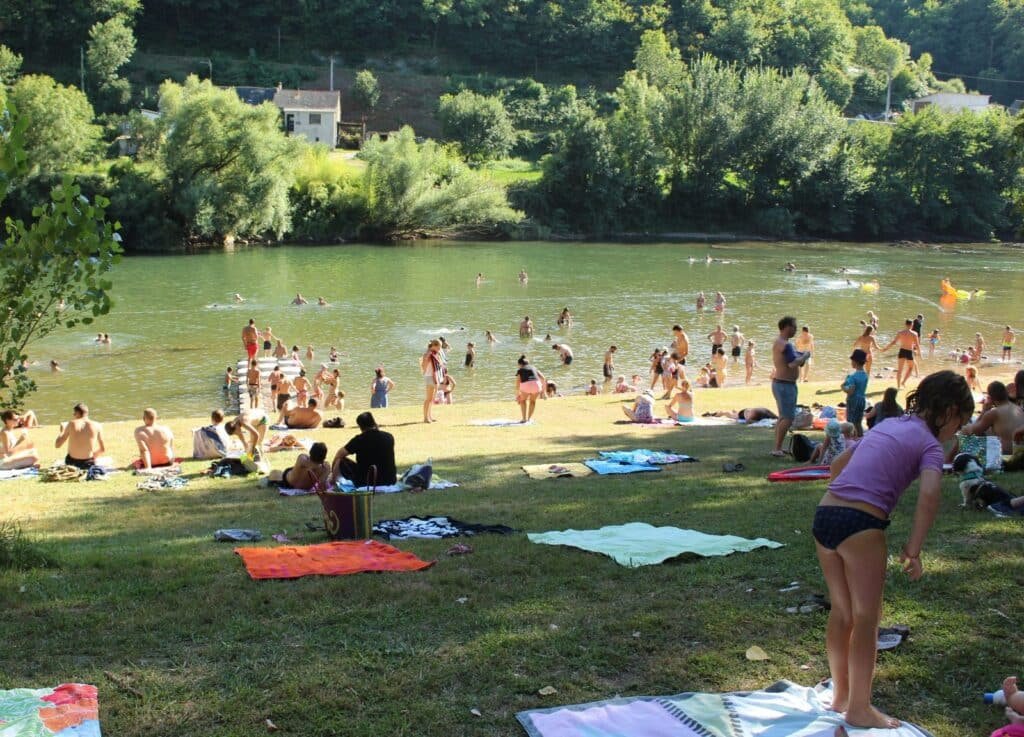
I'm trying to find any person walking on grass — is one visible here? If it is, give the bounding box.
[771,316,810,457]
[813,371,972,729]
[515,355,546,423]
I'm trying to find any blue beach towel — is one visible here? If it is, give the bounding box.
[598,449,698,465]
[583,460,661,475]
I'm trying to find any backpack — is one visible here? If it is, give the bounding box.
[401,462,433,490]
[789,433,818,463]
[192,425,228,460]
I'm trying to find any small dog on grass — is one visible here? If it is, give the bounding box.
[952,452,1013,510]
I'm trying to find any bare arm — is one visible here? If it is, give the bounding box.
[55,422,71,449]
[135,431,152,469]
[330,447,350,481]
[828,445,856,480]
[881,337,898,351]
[962,410,995,436]
[900,468,942,579]
[95,426,105,456]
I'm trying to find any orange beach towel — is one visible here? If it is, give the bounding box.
[235,540,434,580]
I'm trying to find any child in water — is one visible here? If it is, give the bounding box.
[812,370,973,729]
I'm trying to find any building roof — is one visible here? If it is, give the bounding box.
[273,89,341,111]
[915,92,990,103]
[231,87,277,105]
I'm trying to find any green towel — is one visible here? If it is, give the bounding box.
[527,522,783,568]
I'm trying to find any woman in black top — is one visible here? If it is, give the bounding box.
[515,355,547,423]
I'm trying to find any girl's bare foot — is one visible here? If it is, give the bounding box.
[844,705,900,729]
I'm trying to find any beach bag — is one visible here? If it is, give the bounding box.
[792,409,814,430]
[789,433,817,463]
[316,466,376,540]
[192,426,227,460]
[401,462,433,490]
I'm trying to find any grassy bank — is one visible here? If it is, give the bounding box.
[1,379,1022,736]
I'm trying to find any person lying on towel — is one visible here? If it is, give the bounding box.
[330,412,396,487]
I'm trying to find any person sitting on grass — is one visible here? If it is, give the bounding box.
[623,390,656,423]
[330,412,396,487]
[0,410,40,470]
[269,441,330,491]
[960,381,1024,454]
[666,380,694,422]
[865,387,902,429]
[55,403,105,470]
[277,397,323,429]
[809,420,851,466]
[133,408,176,469]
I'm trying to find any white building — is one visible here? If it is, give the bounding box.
[911,92,991,114]
[272,88,342,147]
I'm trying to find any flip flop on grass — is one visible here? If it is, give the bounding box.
[722,462,746,473]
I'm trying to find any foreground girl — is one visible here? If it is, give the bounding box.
[813,370,973,729]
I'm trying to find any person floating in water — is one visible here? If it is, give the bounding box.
[291,293,308,305]
[233,293,245,303]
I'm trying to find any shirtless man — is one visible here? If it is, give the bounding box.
[961,381,1024,454]
[292,293,309,306]
[293,369,311,407]
[707,324,727,358]
[795,326,814,382]
[242,319,259,362]
[695,292,705,313]
[133,408,176,469]
[852,326,881,375]
[55,403,105,469]
[246,360,261,409]
[262,326,275,357]
[672,324,689,367]
[603,346,617,382]
[881,319,921,389]
[1003,326,1016,362]
[276,373,294,411]
[317,297,330,306]
[519,316,534,339]
[771,316,810,456]
[277,397,323,429]
[730,326,745,364]
[267,365,284,409]
[552,344,573,365]
[273,339,288,360]
[518,268,528,285]
[270,442,330,491]
[1,410,39,470]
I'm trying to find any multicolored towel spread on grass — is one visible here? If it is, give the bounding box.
[522,463,595,479]
[0,683,101,736]
[583,460,661,475]
[372,516,517,540]
[517,680,935,737]
[527,522,783,568]
[235,540,434,579]
[598,450,698,465]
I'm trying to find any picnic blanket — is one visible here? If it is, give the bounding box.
[334,477,459,494]
[583,460,661,475]
[527,522,783,568]
[522,463,595,479]
[517,679,935,737]
[0,683,101,736]
[598,450,698,465]
[0,466,39,481]
[372,515,517,540]
[235,540,434,579]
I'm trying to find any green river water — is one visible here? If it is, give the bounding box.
[24,241,1024,421]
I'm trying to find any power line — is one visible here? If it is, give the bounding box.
[931,69,1024,86]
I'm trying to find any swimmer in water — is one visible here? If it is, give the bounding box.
[317,296,330,306]
[50,360,62,373]
[557,307,573,328]
[519,316,534,339]
[233,293,245,303]
[306,345,315,362]
[696,292,705,312]
[485,330,498,345]
[329,346,339,363]
[518,268,528,285]
[784,262,796,272]
[476,273,484,287]
[714,291,726,313]
[291,293,308,306]
[273,339,287,360]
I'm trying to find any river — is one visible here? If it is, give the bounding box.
[24,241,1024,421]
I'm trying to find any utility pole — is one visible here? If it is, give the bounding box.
[329,56,334,91]
[277,26,282,60]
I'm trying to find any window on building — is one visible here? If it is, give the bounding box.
[309,113,322,125]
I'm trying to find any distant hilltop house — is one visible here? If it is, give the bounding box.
[228,86,342,147]
[911,92,991,114]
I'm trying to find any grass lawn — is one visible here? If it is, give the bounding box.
[480,158,544,185]
[1,379,1022,736]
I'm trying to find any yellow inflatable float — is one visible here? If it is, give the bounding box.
[941,279,985,299]
[860,280,880,292]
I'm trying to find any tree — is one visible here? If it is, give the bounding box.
[351,69,381,114]
[855,25,907,118]
[438,89,516,162]
[0,101,121,407]
[86,16,136,86]
[7,75,100,175]
[357,126,522,239]
[158,76,300,242]
[0,45,22,86]
[633,29,684,89]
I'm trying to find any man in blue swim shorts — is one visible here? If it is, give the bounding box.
[771,316,810,456]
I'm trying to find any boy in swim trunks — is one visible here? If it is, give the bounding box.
[881,320,920,389]
[730,326,745,363]
[246,360,261,409]
[1003,326,1015,363]
[603,345,616,381]
[242,319,259,361]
